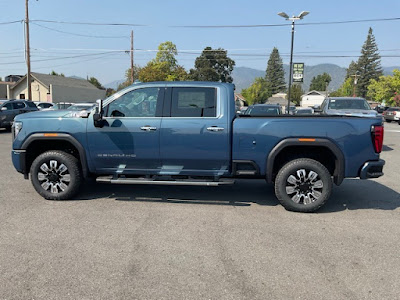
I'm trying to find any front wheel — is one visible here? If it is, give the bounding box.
[386,120,392,123]
[274,158,332,212]
[30,150,82,200]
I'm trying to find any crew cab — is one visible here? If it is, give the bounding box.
[11,82,385,212]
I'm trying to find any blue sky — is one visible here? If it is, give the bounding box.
[1,0,400,85]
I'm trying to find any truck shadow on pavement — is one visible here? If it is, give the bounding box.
[77,178,400,212]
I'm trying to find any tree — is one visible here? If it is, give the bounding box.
[88,77,104,89]
[106,88,115,97]
[290,84,304,106]
[50,70,65,77]
[356,27,383,98]
[189,47,235,83]
[117,65,141,91]
[367,69,400,106]
[155,41,177,68]
[137,41,188,83]
[309,73,331,91]
[241,77,269,105]
[0,77,2,81]
[265,47,286,94]
[331,77,354,97]
[346,61,358,79]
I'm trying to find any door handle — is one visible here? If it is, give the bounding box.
[140,126,157,131]
[207,126,224,132]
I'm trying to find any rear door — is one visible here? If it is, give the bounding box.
[0,102,14,126]
[159,86,230,176]
[12,101,26,117]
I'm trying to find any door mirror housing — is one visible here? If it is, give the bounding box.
[93,99,104,128]
[1,107,7,111]
[313,105,322,113]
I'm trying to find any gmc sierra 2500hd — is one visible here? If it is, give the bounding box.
[11,82,385,212]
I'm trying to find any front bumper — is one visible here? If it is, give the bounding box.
[11,150,27,177]
[360,159,385,179]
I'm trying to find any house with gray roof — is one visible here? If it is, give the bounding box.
[7,72,106,103]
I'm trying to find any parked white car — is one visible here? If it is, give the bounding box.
[34,102,55,110]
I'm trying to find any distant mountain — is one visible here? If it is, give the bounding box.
[232,64,347,93]
[69,75,86,80]
[104,79,125,90]
[383,66,400,75]
[104,64,400,94]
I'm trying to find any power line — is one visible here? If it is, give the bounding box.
[31,22,128,39]
[28,16,400,28]
[171,17,400,28]
[30,19,147,27]
[0,20,23,25]
[0,51,124,65]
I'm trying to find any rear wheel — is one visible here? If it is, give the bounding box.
[274,158,332,212]
[30,151,82,200]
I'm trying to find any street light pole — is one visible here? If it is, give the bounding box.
[287,19,295,114]
[278,11,309,114]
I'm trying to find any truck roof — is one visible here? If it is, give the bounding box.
[127,81,235,88]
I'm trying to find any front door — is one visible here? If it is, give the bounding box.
[87,86,164,174]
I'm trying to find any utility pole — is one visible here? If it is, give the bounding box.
[351,73,360,97]
[130,30,134,84]
[25,0,32,100]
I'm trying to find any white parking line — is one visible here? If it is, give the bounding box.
[386,130,400,133]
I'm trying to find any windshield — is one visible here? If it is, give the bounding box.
[68,104,96,111]
[245,106,280,116]
[296,109,312,115]
[328,99,371,110]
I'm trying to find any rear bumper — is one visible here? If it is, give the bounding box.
[360,159,385,179]
[385,115,399,121]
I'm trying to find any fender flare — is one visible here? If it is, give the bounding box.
[21,133,90,178]
[266,138,345,185]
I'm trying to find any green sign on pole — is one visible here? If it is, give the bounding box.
[293,63,304,83]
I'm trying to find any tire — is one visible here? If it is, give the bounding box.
[5,125,11,132]
[30,150,82,200]
[274,158,332,213]
[386,120,392,123]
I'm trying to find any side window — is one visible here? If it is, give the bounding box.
[171,87,217,117]
[12,102,26,110]
[106,87,160,118]
[4,103,13,110]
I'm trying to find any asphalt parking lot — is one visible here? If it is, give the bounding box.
[0,123,399,300]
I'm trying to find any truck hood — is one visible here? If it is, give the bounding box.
[14,109,91,121]
[326,109,378,118]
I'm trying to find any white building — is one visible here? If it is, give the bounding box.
[7,72,106,103]
[301,91,327,108]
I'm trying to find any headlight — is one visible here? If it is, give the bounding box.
[12,121,23,139]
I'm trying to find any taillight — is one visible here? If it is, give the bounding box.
[371,125,384,153]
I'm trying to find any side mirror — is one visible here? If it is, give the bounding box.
[93,99,104,128]
[1,107,7,111]
[313,105,322,113]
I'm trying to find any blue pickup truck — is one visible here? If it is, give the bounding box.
[11,82,385,212]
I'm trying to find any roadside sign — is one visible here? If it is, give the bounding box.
[293,63,304,83]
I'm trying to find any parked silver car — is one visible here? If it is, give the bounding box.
[317,97,378,117]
